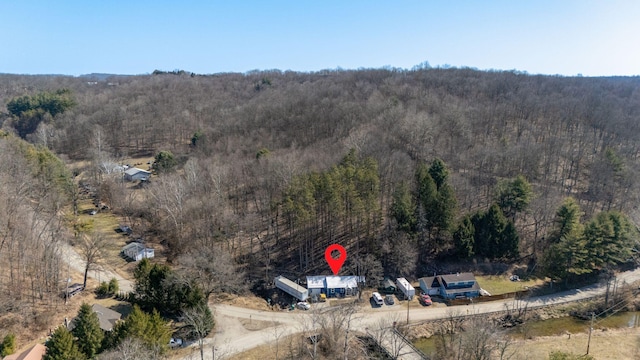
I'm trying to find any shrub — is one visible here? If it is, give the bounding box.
[0,333,16,356]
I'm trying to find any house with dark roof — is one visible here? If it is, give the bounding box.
[68,304,122,332]
[419,272,480,299]
[4,343,46,360]
[92,303,122,331]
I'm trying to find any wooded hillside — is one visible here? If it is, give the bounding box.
[1,68,639,286]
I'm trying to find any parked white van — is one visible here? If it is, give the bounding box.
[372,292,384,306]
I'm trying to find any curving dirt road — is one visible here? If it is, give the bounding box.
[180,267,640,359]
[59,241,133,293]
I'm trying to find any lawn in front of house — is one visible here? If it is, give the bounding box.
[475,275,544,295]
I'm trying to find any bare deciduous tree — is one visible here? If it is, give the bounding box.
[179,245,246,300]
[78,232,107,289]
[266,320,286,360]
[369,314,409,359]
[98,337,163,360]
[181,304,215,360]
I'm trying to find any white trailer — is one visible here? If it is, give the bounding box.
[275,275,309,301]
[396,277,415,300]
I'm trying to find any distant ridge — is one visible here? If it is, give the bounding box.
[78,73,133,80]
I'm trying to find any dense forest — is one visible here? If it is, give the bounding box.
[1,67,640,308]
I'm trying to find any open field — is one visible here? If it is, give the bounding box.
[476,275,544,295]
[223,334,312,360]
[514,327,640,360]
[73,198,137,286]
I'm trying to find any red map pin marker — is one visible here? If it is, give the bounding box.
[325,244,347,275]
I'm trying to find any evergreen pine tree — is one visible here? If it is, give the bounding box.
[44,327,85,360]
[453,216,475,258]
[125,305,171,354]
[391,181,416,232]
[72,303,104,358]
[472,204,519,260]
[428,158,449,190]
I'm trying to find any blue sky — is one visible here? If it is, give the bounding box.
[1,0,639,76]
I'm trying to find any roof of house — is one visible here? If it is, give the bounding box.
[442,282,481,295]
[440,272,477,284]
[306,276,364,289]
[122,242,145,252]
[306,276,325,289]
[4,343,46,360]
[124,167,151,176]
[92,304,122,331]
[418,276,439,289]
[68,304,123,332]
[383,278,396,288]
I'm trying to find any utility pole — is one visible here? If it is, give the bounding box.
[586,312,595,355]
[64,259,71,305]
[406,295,410,324]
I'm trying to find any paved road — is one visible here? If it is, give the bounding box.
[178,268,640,359]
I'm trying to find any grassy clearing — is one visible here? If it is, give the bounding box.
[514,328,640,359]
[415,328,640,359]
[213,293,274,311]
[76,199,130,273]
[224,336,295,360]
[475,275,543,295]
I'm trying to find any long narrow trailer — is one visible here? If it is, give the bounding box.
[275,275,309,301]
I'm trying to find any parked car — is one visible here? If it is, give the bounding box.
[169,338,183,348]
[297,301,311,310]
[420,293,432,306]
[385,294,395,305]
[371,292,384,306]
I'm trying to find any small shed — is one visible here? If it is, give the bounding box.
[122,242,154,261]
[378,278,397,294]
[124,167,151,182]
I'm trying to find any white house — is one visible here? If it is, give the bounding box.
[124,167,151,182]
[122,242,154,261]
[306,275,364,299]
